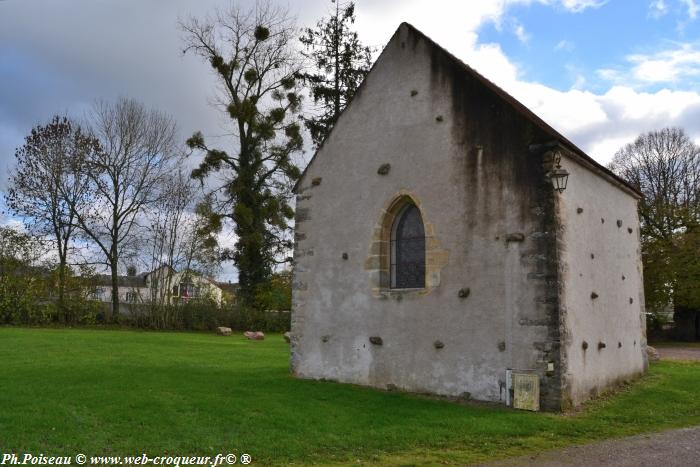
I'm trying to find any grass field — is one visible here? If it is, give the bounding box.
[0,328,699,465]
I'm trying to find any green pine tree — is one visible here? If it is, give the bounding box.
[300,0,373,148]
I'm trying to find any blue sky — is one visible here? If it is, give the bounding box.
[349,0,700,162]
[478,0,700,93]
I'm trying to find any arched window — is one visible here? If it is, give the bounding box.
[391,204,426,289]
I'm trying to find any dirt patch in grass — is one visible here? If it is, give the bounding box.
[657,346,700,361]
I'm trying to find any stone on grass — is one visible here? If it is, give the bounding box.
[244,331,265,340]
[216,327,232,336]
[283,332,291,343]
[646,345,660,361]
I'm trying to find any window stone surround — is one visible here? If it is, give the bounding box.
[365,190,449,298]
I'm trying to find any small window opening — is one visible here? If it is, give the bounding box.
[390,204,426,289]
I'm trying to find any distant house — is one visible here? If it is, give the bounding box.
[89,265,224,308]
[215,281,239,305]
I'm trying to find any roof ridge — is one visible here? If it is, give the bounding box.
[293,22,641,198]
[397,22,640,197]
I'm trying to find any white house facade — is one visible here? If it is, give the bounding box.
[90,265,224,308]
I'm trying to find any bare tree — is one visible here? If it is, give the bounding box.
[181,2,303,308]
[139,172,221,328]
[146,171,193,306]
[181,197,222,279]
[145,171,219,305]
[64,98,179,320]
[610,128,700,241]
[609,127,700,320]
[5,116,99,321]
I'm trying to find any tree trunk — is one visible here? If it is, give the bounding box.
[234,156,271,310]
[57,259,66,323]
[110,257,119,322]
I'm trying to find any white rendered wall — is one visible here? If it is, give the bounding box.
[291,24,561,407]
[558,155,647,405]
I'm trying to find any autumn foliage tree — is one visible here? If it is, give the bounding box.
[6,116,99,320]
[0,226,47,324]
[181,3,303,308]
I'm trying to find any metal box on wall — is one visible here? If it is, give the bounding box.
[512,372,540,411]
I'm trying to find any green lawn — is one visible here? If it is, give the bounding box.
[0,328,698,466]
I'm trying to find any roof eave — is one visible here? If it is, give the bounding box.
[293,22,642,200]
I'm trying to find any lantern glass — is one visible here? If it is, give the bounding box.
[551,167,569,193]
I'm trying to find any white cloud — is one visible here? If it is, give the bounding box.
[595,42,700,86]
[681,0,700,19]
[587,136,638,161]
[596,68,621,81]
[649,0,669,18]
[513,21,530,43]
[502,81,700,162]
[356,1,700,164]
[566,66,587,89]
[357,0,606,52]
[556,0,609,12]
[627,43,700,83]
[532,84,700,161]
[555,39,575,52]
[572,75,587,88]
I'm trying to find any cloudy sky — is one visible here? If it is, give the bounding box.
[2,0,700,280]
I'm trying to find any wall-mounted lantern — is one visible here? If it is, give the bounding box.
[547,150,569,193]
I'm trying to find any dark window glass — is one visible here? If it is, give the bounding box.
[391,204,425,288]
[181,282,194,298]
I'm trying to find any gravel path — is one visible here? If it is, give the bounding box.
[482,426,700,466]
[656,346,700,361]
[480,347,700,466]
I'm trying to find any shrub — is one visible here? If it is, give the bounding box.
[108,301,290,333]
[0,266,290,333]
[223,307,290,332]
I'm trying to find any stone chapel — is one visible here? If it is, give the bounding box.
[290,23,647,411]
